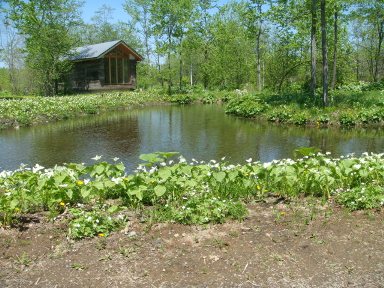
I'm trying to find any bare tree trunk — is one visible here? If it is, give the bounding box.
[262,60,265,89]
[179,36,183,91]
[374,20,383,82]
[179,50,182,91]
[155,37,163,87]
[310,0,317,97]
[256,2,263,92]
[167,28,172,95]
[321,0,329,106]
[143,10,150,63]
[190,62,193,86]
[331,8,338,90]
[203,47,209,89]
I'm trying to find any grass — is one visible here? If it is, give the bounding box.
[0,91,168,129]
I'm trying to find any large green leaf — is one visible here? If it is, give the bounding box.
[154,185,166,197]
[213,171,226,183]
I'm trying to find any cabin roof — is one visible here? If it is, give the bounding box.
[70,40,143,61]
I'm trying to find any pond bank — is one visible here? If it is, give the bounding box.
[1,200,383,287]
[0,92,168,130]
[1,90,384,130]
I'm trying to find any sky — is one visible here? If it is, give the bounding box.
[0,0,229,68]
[82,0,229,23]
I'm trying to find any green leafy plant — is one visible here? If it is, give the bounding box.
[68,207,126,239]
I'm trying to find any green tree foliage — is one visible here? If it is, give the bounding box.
[6,0,83,96]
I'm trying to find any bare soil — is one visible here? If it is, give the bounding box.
[1,200,383,288]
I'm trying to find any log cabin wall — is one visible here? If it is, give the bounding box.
[70,59,104,90]
[69,41,141,91]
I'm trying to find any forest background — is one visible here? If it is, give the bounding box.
[0,0,382,105]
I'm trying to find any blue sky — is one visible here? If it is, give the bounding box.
[0,0,229,68]
[82,0,229,23]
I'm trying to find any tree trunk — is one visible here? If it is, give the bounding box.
[143,8,150,63]
[374,19,383,82]
[256,2,263,92]
[331,8,338,90]
[203,47,209,89]
[167,28,172,95]
[179,36,183,91]
[179,50,182,91]
[321,0,328,106]
[190,62,193,86]
[310,0,317,97]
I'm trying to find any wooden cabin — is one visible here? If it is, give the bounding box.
[69,40,143,91]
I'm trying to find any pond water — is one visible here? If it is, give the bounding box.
[0,104,383,171]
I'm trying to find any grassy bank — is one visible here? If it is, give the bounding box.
[166,87,384,127]
[225,97,384,127]
[0,91,167,129]
[1,87,383,129]
[1,152,383,239]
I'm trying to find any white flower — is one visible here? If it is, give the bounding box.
[263,162,271,168]
[91,155,102,161]
[353,164,361,170]
[112,157,119,162]
[246,158,253,163]
[111,177,122,184]
[32,164,45,173]
[149,166,157,174]
[179,157,186,164]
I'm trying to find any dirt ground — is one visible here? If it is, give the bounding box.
[1,199,383,288]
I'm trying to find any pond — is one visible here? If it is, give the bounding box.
[0,104,383,171]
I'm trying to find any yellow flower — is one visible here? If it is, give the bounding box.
[76,180,84,186]
[59,201,65,206]
[256,185,261,190]
[14,207,20,212]
[98,233,105,237]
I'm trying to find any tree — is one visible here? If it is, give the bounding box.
[352,0,383,82]
[0,15,24,93]
[6,0,83,96]
[321,0,328,106]
[330,0,338,89]
[310,0,317,96]
[124,0,152,63]
[151,0,195,94]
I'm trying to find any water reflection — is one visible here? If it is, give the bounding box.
[0,104,383,171]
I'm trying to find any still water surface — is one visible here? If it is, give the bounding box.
[0,105,383,171]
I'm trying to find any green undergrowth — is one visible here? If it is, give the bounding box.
[224,92,384,127]
[0,91,167,129]
[2,88,383,129]
[0,151,383,239]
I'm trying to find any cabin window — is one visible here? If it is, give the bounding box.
[124,59,129,83]
[110,58,117,84]
[104,57,131,85]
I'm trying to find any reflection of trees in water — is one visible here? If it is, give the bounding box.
[2,105,383,169]
[29,112,140,166]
